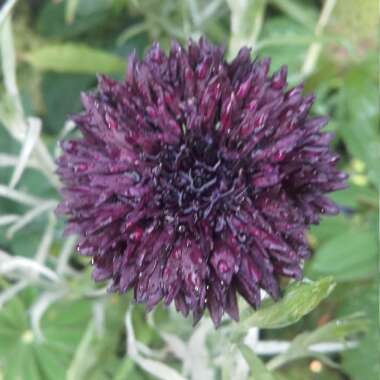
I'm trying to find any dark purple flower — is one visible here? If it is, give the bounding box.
[56,38,347,326]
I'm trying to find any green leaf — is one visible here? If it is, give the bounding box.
[67,321,97,380]
[268,0,317,29]
[310,225,377,281]
[113,358,136,380]
[308,215,351,245]
[227,0,267,58]
[231,277,335,339]
[329,183,378,209]
[338,283,380,380]
[37,0,110,39]
[267,314,369,370]
[41,72,94,134]
[338,61,380,187]
[256,17,312,78]
[300,314,368,344]
[342,326,380,380]
[64,296,127,379]
[240,344,276,380]
[0,296,92,380]
[24,44,126,74]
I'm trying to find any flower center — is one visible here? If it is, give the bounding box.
[150,134,248,229]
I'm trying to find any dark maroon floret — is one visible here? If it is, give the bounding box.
[56,38,347,326]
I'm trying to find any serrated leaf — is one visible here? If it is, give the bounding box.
[231,277,335,340]
[24,44,125,74]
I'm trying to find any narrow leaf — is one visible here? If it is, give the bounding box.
[0,253,61,284]
[125,309,187,380]
[6,200,57,239]
[29,291,65,342]
[240,344,276,380]
[0,0,18,31]
[0,185,44,206]
[0,15,17,97]
[24,43,126,74]
[9,117,41,188]
[65,0,81,23]
[268,0,317,28]
[134,356,188,380]
[267,314,369,370]
[0,214,19,226]
[67,321,97,380]
[227,0,267,58]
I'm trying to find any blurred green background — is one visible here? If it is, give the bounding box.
[0,1,378,379]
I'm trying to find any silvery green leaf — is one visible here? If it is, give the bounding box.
[67,321,98,380]
[227,0,267,57]
[267,314,368,370]
[9,117,41,189]
[0,0,18,28]
[240,344,276,380]
[65,0,81,23]
[6,200,57,239]
[125,309,187,380]
[0,184,44,206]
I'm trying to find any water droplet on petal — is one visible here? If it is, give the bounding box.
[130,226,144,241]
[74,163,88,173]
[218,260,229,273]
[238,232,247,243]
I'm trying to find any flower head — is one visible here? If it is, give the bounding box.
[57,38,347,326]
